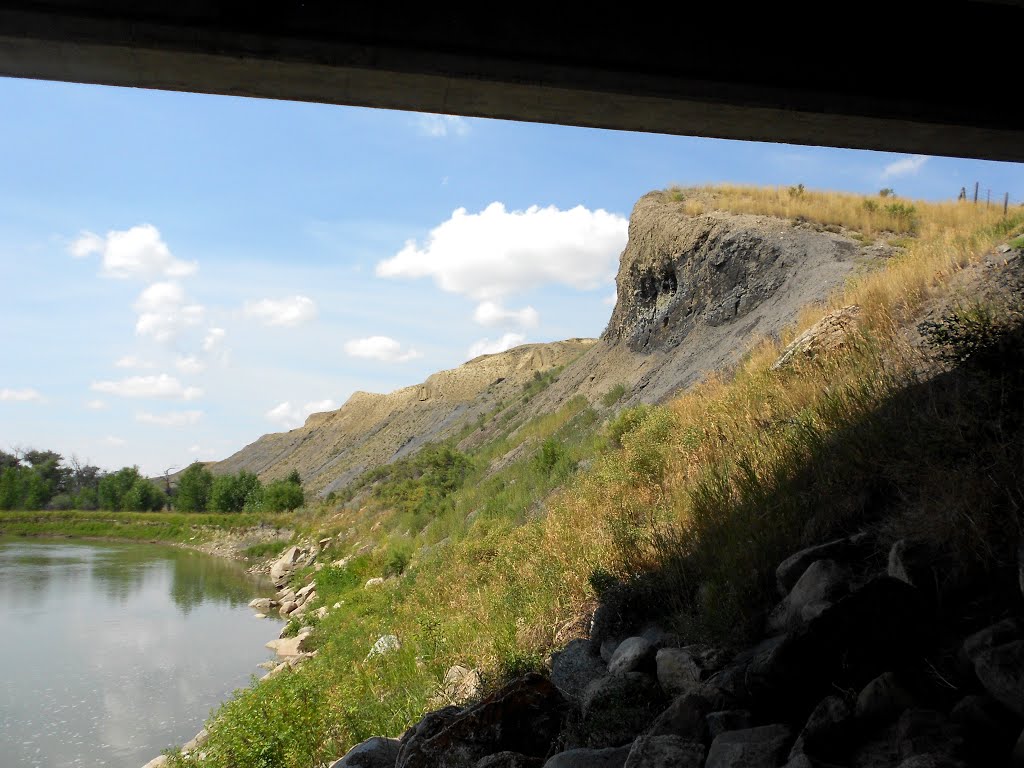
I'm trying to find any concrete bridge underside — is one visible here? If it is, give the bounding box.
[0,3,1022,161]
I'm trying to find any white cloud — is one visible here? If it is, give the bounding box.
[133,281,204,342]
[136,410,203,427]
[467,333,526,359]
[343,336,422,363]
[202,327,226,352]
[0,387,44,402]
[881,155,928,180]
[377,203,627,300]
[91,374,203,401]
[85,399,109,410]
[472,300,540,328]
[416,114,471,138]
[243,296,317,327]
[69,224,197,280]
[265,399,338,430]
[175,356,206,375]
[115,355,156,369]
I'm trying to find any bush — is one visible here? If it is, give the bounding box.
[175,462,214,512]
[606,404,654,449]
[211,471,263,513]
[263,479,304,512]
[123,479,166,512]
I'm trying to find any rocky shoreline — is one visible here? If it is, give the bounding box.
[329,528,1024,768]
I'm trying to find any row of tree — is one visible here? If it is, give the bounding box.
[0,449,305,513]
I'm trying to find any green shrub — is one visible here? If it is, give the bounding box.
[606,404,654,449]
[601,383,627,407]
[175,462,214,512]
[263,479,304,512]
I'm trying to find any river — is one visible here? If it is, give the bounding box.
[0,538,283,768]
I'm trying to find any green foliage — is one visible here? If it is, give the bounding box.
[384,539,413,577]
[211,471,264,513]
[263,478,304,512]
[532,438,572,477]
[606,404,655,449]
[879,187,894,197]
[601,383,627,407]
[863,199,879,213]
[244,540,290,559]
[520,366,563,401]
[787,183,805,198]
[1010,235,1024,249]
[98,466,145,511]
[286,469,302,486]
[122,478,166,512]
[175,462,214,512]
[362,444,473,531]
[884,201,917,228]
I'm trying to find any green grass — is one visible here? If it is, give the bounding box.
[0,509,290,542]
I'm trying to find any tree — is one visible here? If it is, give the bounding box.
[175,462,213,512]
[286,468,301,486]
[209,471,263,513]
[0,466,27,510]
[98,466,143,511]
[262,478,304,512]
[123,479,166,511]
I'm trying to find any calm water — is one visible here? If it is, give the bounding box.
[0,539,282,768]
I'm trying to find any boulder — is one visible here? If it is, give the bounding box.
[248,597,276,613]
[896,709,965,762]
[608,636,655,676]
[962,617,1021,660]
[296,581,317,603]
[270,545,304,585]
[542,745,631,768]
[656,645,728,697]
[430,665,482,706]
[856,671,916,724]
[624,735,704,768]
[706,724,792,768]
[366,634,401,660]
[949,694,1020,764]
[551,640,607,703]
[600,638,618,664]
[141,756,168,768]
[330,737,402,768]
[181,728,209,755]
[970,640,1024,718]
[789,695,855,762]
[746,578,929,716]
[279,600,298,617]
[647,693,714,743]
[265,631,313,658]
[771,305,862,371]
[314,605,329,620]
[396,674,565,768]
[365,577,386,589]
[581,672,666,748]
[706,710,752,741]
[278,588,297,603]
[766,559,852,635]
[475,752,543,768]
[774,532,872,596]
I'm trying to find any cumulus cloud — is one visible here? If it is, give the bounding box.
[69,224,197,280]
[265,399,338,430]
[202,327,226,352]
[416,114,471,138]
[467,333,526,358]
[343,336,422,363]
[115,355,156,369]
[377,203,627,300]
[882,155,928,180]
[0,387,44,402]
[91,374,203,401]
[472,301,540,328]
[243,296,317,327]
[175,356,206,375]
[86,399,109,410]
[136,410,203,427]
[132,281,204,342]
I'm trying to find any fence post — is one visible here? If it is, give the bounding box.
[1005,192,1010,217]
[974,182,979,204]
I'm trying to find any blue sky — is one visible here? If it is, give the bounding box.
[1,77,1022,476]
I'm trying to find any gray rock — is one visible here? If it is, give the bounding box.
[640,625,680,650]
[789,695,854,761]
[475,752,542,768]
[767,559,852,634]
[896,709,965,762]
[600,638,618,664]
[279,600,298,617]
[775,532,871,596]
[270,545,304,585]
[141,757,168,768]
[706,710,752,741]
[656,645,728,697]
[248,597,275,612]
[551,640,607,703]
[278,588,297,603]
[950,695,1019,764]
[971,640,1024,718]
[608,636,655,676]
[366,634,401,660]
[295,581,317,602]
[330,736,402,767]
[851,726,900,768]
[582,672,666,748]
[894,756,968,768]
[542,745,631,768]
[431,664,482,706]
[647,693,714,743]
[365,577,385,589]
[782,756,813,768]
[1012,727,1024,768]
[856,671,915,724]
[181,728,208,754]
[963,618,1021,660]
[706,724,792,768]
[624,734,705,768]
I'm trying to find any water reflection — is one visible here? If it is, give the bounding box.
[0,539,281,768]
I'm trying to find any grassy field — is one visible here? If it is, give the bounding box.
[112,186,1024,768]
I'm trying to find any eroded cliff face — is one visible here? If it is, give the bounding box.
[211,339,596,496]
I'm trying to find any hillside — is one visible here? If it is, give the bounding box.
[163,186,1024,768]
[216,189,887,496]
